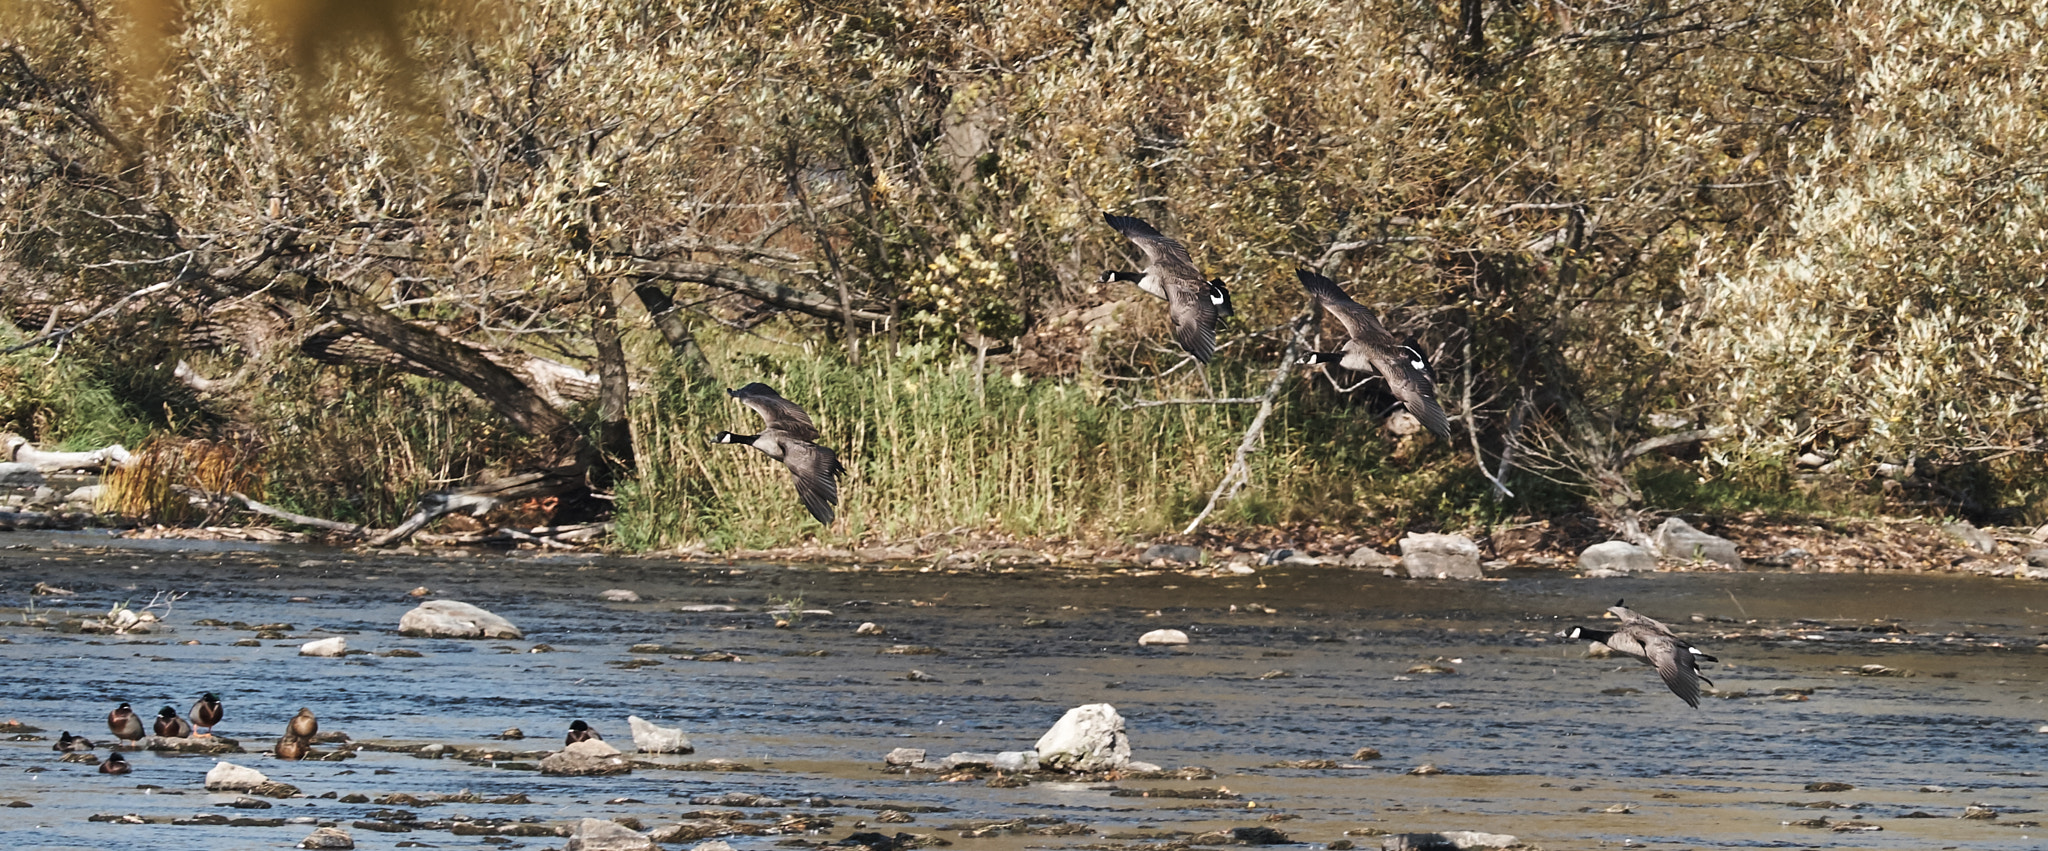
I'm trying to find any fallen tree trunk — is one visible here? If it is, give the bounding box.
[368,467,590,547]
[4,435,133,472]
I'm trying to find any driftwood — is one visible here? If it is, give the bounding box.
[4,434,132,472]
[368,467,589,547]
[228,492,367,538]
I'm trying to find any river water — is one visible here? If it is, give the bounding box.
[0,531,2043,850]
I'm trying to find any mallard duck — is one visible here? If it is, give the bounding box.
[188,693,223,737]
[98,752,132,774]
[1295,268,1452,440]
[1100,213,1229,364]
[153,705,193,739]
[1557,599,1719,708]
[564,719,602,745]
[715,383,845,524]
[274,735,309,761]
[106,702,144,743]
[286,707,318,740]
[51,731,95,752]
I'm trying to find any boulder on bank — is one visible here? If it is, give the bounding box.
[1941,521,1996,554]
[1345,546,1395,569]
[1651,518,1742,568]
[398,600,523,639]
[1381,831,1519,850]
[205,760,268,791]
[565,817,656,851]
[1034,703,1130,772]
[1578,541,1655,574]
[540,739,633,776]
[1141,544,1205,564]
[627,715,694,754]
[1398,533,1483,579]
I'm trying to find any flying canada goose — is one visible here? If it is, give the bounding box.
[1556,599,1719,708]
[1295,268,1451,440]
[98,752,132,775]
[286,707,318,740]
[51,731,95,752]
[715,383,845,524]
[153,706,193,739]
[189,693,223,737]
[1099,213,1231,363]
[564,719,602,745]
[106,702,144,744]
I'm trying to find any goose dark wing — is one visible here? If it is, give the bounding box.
[1167,283,1220,363]
[781,441,844,524]
[1297,268,1391,343]
[1104,213,1205,281]
[1642,634,1707,708]
[730,383,821,441]
[1360,343,1452,440]
[1608,602,1678,636]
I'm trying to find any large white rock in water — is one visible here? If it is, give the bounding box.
[1398,533,1484,579]
[1034,703,1131,772]
[206,760,269,791]
[540,739,633,776]
[298,636,347,657]
[627,715,694,754]
[1138,628,1189,646]
[1651,518,1742,568]
[1578,541,1655,574]
[564,817,657,851]
[398,600,523,639]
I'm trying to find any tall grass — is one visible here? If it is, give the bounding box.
[617,347,1481,551]
[0,334,153,449]
[252,362,541,526]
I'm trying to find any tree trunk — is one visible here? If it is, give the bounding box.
[588,276,633,486]
[301,275,582,452]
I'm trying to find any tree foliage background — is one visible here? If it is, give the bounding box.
[2,0,2044,546]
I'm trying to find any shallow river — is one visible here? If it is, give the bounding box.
[0,532,2044,850]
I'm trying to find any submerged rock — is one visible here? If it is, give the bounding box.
[398,600,523,639]
[205,761,268,791]
[1380,831,1518,850]
[565,817,657,851]
[1398,534,1483,580]
[883,747,927,766]
[540,739,633,776]
[299,636,348,657]
[1579,541,1655,573]
[299,826,355,849]
[627,715,694,754]
[1034,703,1130,772]
[1138,629,1189,646]
[1651,518,1742,568]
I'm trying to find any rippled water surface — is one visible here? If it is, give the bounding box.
[1,531,2045,850]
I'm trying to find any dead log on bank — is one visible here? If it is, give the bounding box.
[4,434,133,472]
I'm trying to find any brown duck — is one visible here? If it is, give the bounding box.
[106,702,144,744]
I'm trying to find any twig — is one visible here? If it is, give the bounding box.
[1182,312,1311,536]
[3,281,173,354]
[227,491,368,537]
[1464,338,1515,499]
